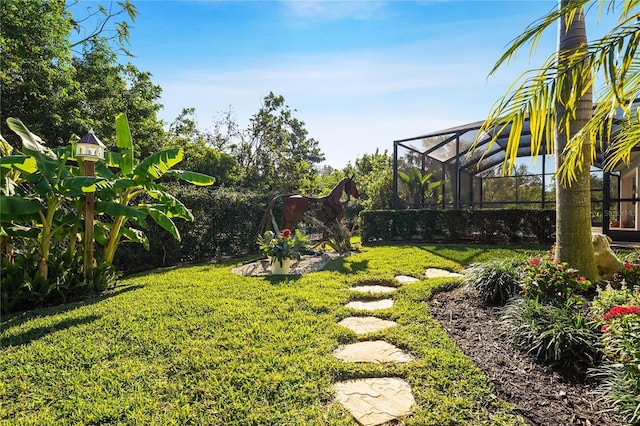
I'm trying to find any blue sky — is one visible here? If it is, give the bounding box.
[98,0,613,168]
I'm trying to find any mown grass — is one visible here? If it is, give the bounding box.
[0,244,537,425]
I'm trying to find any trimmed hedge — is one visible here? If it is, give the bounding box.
[114,193,554,273]
[360,209,555,245]
[113,186,277,273]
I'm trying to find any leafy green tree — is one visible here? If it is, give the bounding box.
[345,150,394,210]
[1,0,138,148]
[166,108,239,187]
[234,92,325,192]
[1,0,79,146]
[73,39,167,158]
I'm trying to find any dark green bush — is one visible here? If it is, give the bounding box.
[462,259,525,306]
[1,246,118,315]
[502,298,600,370]
[360,208,555,245]
[113,186,276,273]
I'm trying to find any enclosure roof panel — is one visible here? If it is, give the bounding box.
[394,119,486,143]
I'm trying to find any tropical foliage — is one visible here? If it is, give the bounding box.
[94,113,215,264]
[398,166,441,208]
[0,115,214,313]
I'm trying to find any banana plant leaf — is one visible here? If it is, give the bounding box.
[101,151,121,171]
[6,118,57,160]
[59,176,106,193]
[164,169,215,186]
[115,113,134,176]
[0,155,38,174]
[119,227,150,251]
[133,148,183,180]
[144,187,193,220]
[0,224,40,238]
[95,201,147,220]
[94,222,109,245]
[0,195,43,217]
[146,206,181,241]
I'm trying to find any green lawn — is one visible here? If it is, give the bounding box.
[0,244,538,425]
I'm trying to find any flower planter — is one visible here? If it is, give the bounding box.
[270,257,291,275]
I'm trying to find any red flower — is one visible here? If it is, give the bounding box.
[601,325,610,333]
[602,305,640,321]
[528,258,542,266]
[280,229,292,238]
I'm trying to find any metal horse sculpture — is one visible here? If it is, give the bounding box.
[258,176,359,236]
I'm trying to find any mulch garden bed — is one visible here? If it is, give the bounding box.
[428,287,623,426]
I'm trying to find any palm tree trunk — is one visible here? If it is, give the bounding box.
[554,0,599,280]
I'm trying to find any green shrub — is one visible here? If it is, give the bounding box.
[113,186,275,273]
[590,297,640,424]
[522,256,591,307]
[462,259,525,306]
[502,298,599,369]
[591,284,640,319]
[360,208,555,244]
[1,246,119,314]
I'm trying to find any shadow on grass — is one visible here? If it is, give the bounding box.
[1,284,144,329]
[322,257,369,274]
[416,243,543,267]
[1,314,101,348]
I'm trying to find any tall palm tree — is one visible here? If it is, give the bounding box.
[554,0,599,279]
[477,0,640,279]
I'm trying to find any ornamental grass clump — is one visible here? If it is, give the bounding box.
[590,287,640,424]
[462,258,524,306]
[502,298,600,369]
[256,228,310,267]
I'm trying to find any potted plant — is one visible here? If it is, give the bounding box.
[257,228,310,274]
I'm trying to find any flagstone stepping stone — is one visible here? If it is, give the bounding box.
[345,299,394,311]
[425,268,463,279]
[338,316,397,334]
[333,377,416,426]
[333,340,415,363]
[395,275,420,284]
[351,285,396,294]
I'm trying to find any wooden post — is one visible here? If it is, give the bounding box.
[84,160,95,282]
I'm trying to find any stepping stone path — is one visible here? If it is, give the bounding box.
[337,316,397,334]
[345,299,394,311]
[395,275,420,285]
[332,268,463,425]
[334,340,415,363]
[425,268,463,279]
[350,285,397,294]
[333,378,415,426]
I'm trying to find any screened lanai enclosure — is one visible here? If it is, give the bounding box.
[392,117,640,241]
